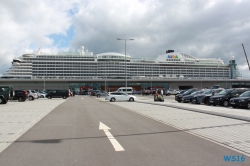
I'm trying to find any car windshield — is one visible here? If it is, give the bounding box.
[0,87,8,92]
[239,91,250,97]
[183,89,193,95]
[191,91,197,95]
[217,89,232,95]
[203,90,213,94]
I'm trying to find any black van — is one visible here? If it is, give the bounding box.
[209,88,249,107]
[0,85,14,104]
[46,90,70,99]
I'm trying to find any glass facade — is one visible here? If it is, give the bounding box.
[69,82,169,92]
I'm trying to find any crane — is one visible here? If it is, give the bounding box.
[242,44,250,71]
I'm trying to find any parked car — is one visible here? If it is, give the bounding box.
[80,90,89,95]
[46,89,70,99]
[211,85,221,89]
[175,89,197,103]
[105,92,136,102]
[0,85,14,104]
[37,92,47,98]
[179,90,188,94]
[26,90,39,100]
[165,89,180,96]
[181,90,205,103]
[91,90,100,96]
[96,91,108,97]
[116,87,133,95]
[12,90,28,102]
[209,88,249,107]
[192,89,223,104]
[229,91,250,109]
[132,90,141,95]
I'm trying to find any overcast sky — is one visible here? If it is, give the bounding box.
[1,0,250,78]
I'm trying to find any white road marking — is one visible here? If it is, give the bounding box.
[99,122,125,151]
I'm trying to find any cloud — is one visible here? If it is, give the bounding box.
[1,0,250,79]
[0,0,78,74]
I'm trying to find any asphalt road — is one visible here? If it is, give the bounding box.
[0,96,249,166]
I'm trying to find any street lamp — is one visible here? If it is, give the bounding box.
[117,38,134,93]
[43,76,46,91]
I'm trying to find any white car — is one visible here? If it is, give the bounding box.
[26,90,39,100]
[166,89,180,96]
[116,87,133,95]
[105,92,136,102]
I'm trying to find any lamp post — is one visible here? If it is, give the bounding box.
[105,64,107,92]
[43,77,45,91]
[117,38,134,93]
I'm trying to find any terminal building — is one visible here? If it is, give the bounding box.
[0,47,248,91]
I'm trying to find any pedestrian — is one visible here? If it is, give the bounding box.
[161,89,163,98]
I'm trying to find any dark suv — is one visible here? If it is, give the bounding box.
[192,89,223,105]
[0,85,14,104]
[209,88,249,107]
[12,90,28,102]
[175,88,198,103]
[181,90,205,103]
[229,91,250,109]
[46,89,70,99]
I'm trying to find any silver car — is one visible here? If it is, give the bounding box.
[96,91,108,98]
[105,92,136,102]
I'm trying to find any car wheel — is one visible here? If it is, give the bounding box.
[97,94,100,98]
[29,96,34,100]
[63,96,67,99]
[18,97,24,102]
[0,97,4,104]
[223,100,229,107]
[232,106,237,108]
[204,98,209,105]
[178,101,181,103]
[41,95,44,98]
[2,99,7,104]
[129,97,134,102]
[247,102,250,109]
[110,98,116,102]
[48,96,52,99]
[167,93,170,96]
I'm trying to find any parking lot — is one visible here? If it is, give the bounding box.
[1,94,250,157]
[96,94,250,156]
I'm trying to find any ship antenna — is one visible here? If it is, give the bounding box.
[242,44,250,71]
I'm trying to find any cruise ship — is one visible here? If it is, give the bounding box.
[1,47,241,80]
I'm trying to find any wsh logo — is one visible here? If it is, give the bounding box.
[224,155,245,162]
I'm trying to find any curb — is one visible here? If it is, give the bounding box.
[137,101,250,122]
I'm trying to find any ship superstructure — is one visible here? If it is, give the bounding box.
[1,47,241,79]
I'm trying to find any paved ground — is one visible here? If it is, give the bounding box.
[0,98,66,153]
[0,95,249,165]
[97,95,250,156]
